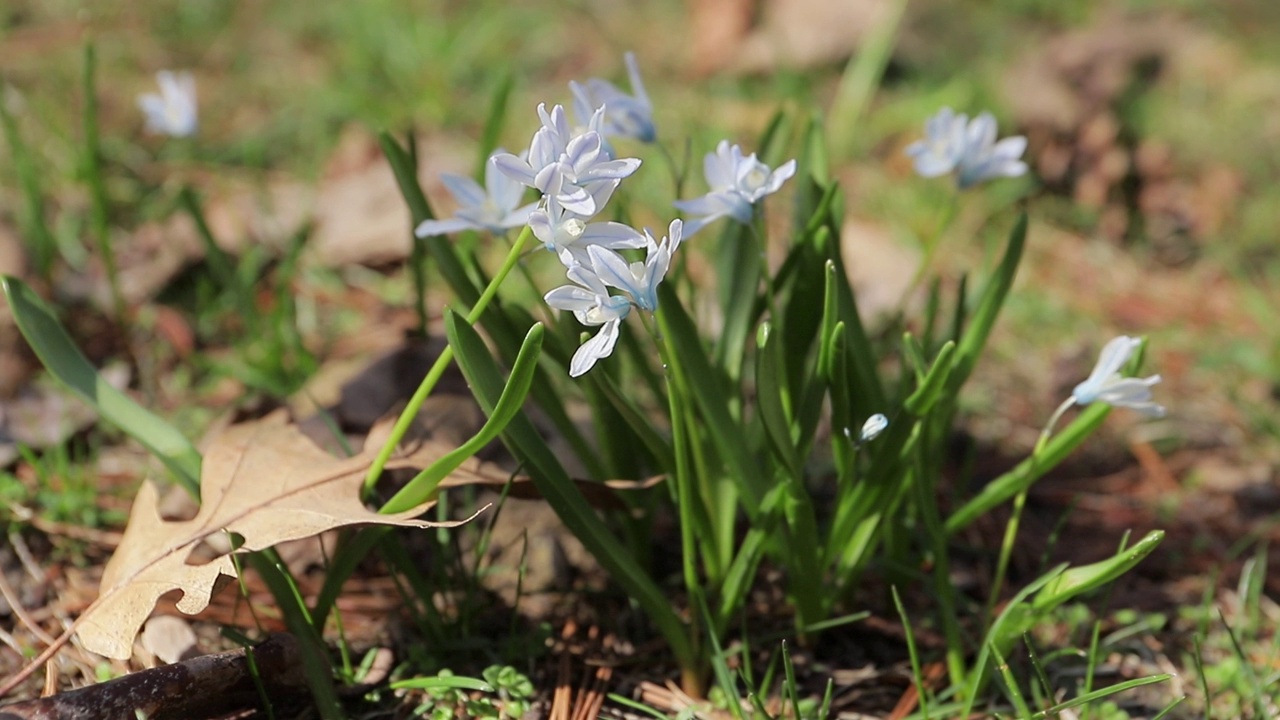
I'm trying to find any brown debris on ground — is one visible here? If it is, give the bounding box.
[1005,11,1247,260]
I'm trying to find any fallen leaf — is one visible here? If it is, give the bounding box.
[75,411,499,660]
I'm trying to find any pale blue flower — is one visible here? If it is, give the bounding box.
[674,140,796,237]
[587,219,683,312]
[415,150,537,237]
[570,52,655,143]
[1071,336,1165,417]
[544,262,633,377]
[492,104,640,216]
[956,113,1028,188]
[906,108,1027,189]
[904,107,966,178]
[544,220,684,376]
[528,181,645,263]
[137,70,197,138]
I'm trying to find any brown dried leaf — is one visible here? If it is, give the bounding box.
[77,412,499,660]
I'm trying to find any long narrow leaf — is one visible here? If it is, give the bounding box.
[755,323,799,476]
[381,323,544,513]
[947,212,1027,393]
[1034,675,1173,718]
[444,311,697,674]
[945,402,1109,533]
[2,276,201,492]
[903,341,956,415]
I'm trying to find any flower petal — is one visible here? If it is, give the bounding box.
[415,217,476,237]
[440,174,487,209]
[492,152,537,187]
[569,319,621,377]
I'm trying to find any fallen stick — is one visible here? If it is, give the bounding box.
[0,633,308,720]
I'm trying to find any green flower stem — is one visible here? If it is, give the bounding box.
[655,138,689,201]
[363,225,533,500]
[648,307,714,695]
[900,192,959,309]
[982,399,1071,632]
[750,207,782,329]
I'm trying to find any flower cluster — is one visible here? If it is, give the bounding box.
[545,220,684,376]
[417,54,796,377]
[905,107,1027,189]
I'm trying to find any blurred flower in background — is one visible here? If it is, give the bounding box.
[906,107,1027,188]
[137,70,198,138]
[570,52,656,143]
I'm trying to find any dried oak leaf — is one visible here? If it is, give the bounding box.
[78,412,502,660]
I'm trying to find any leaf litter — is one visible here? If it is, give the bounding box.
[0,409,513,693]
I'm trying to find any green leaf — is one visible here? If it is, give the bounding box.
[903,340,956,416]
[902,332,928,384]
[755,323,799,476]
[247,551,344,719]
[380,323,544,513]
[178,186,237,291]
[1034,674,1172,719]
[817,261,841,380]
[947,212,1027,394]
[712,220,761,382]
[826,240,886,420]
[589,370,675,473]
[392,675,495,693]
[444,310,696,674]
[945,402,1110,533]
[1032,530,1164,612]
[476,71,514,178]
[716,484,786,633]
[791,113,830,236]
[2,276,202,493]
[959,564,1067,719]
[756,109,792,168]
[659,284,767,513]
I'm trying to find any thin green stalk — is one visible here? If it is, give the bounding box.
[644,309,705,683]
[409,235,429,336]
[750,208,781,329]
[363,225,533,498]
[683,395,727,582]
[81,43,126,323]
[892,586,930,720]
[900,192,960,310]
[985,398,1076,628]
[984,486,1029,631]
[656,137,690,201]
[0,91,56,278]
